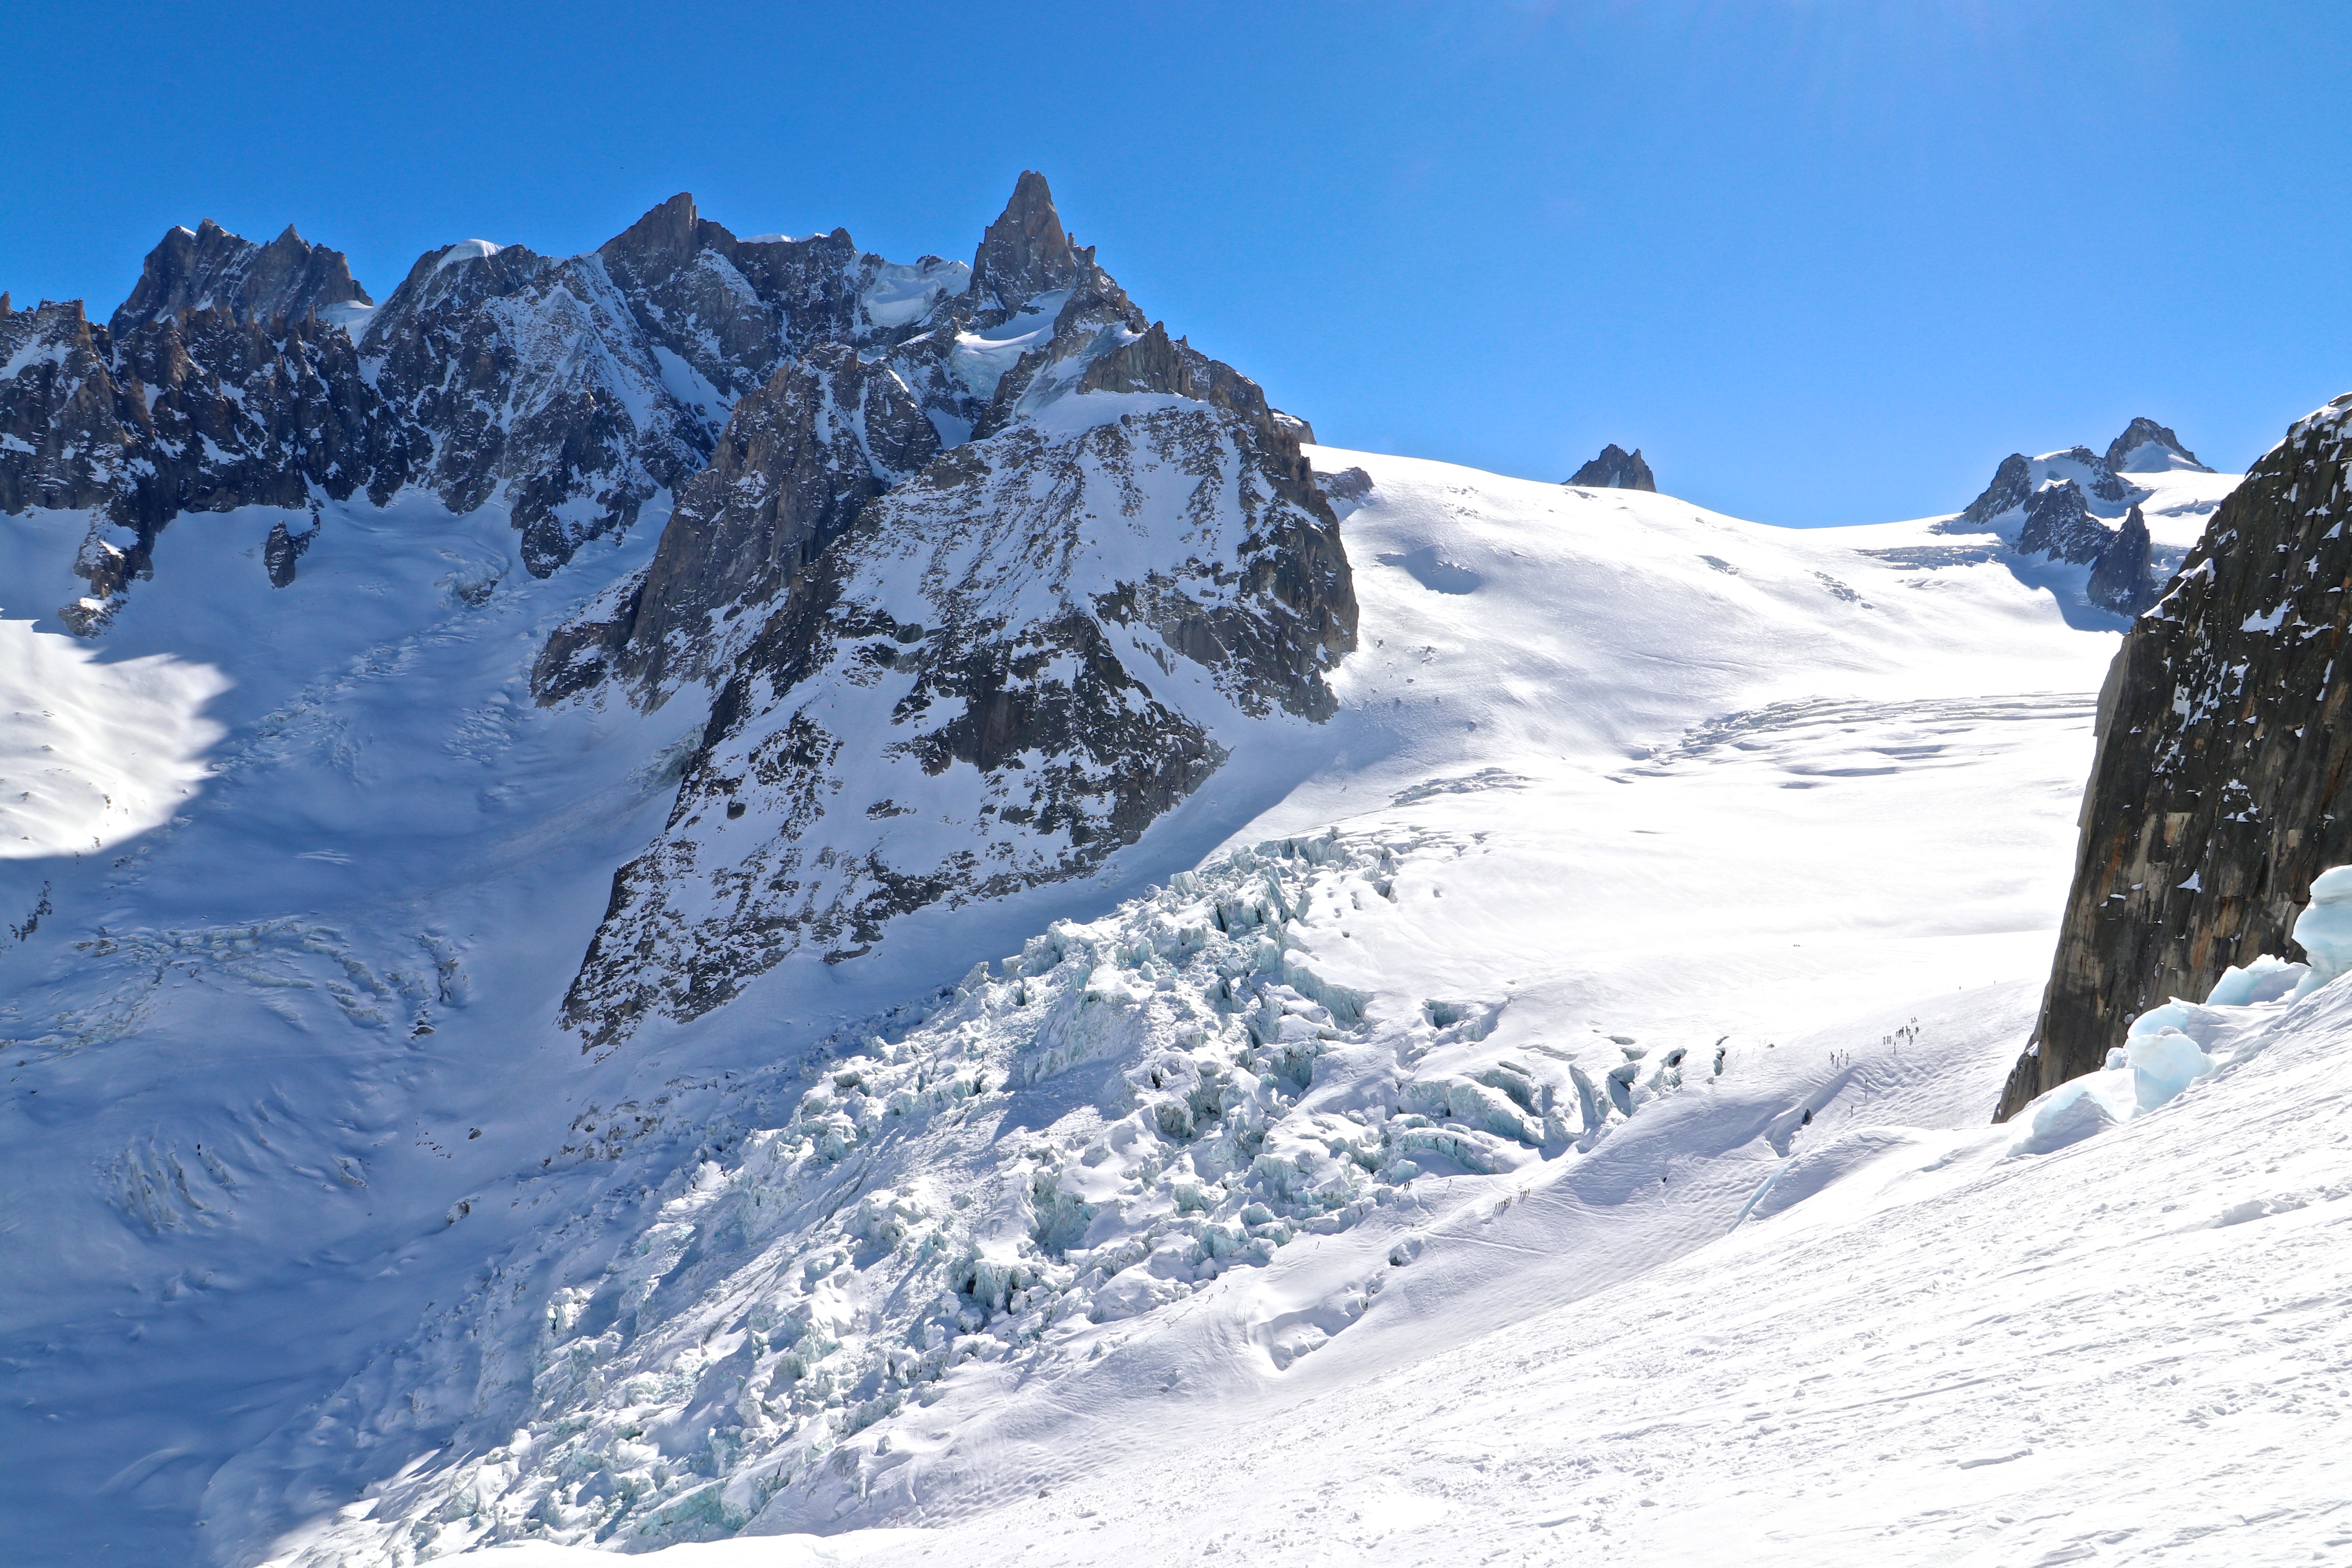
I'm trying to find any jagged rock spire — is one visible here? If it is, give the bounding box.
[2085,503,2155,614]
[971,171,1083,305]
[111,218,370,334]
[1566,443,1655,492]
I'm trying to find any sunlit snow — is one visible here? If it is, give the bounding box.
[11,427,2339,1568]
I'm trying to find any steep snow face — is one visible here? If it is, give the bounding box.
[201,449,2144,1566]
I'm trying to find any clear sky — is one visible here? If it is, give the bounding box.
[6,0,2349,525]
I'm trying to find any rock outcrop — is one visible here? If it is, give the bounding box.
[2015,480,2110,564]
[1998,393,2352,1118]
[2084,504,2155,615]
[1960,453,2036,527]
[1566,443,1655,491]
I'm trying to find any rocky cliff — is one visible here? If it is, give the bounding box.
[1998,394,2352,1117]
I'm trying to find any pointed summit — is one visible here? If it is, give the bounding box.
[111,217,369,334]
[600,192,710,272]
[1566,443,1656,492]
[971,171,1083,305]
[2105,416,2212,474]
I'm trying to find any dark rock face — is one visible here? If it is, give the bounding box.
[2107,416,2212,474]
[2016,480,2111,564]
[533,344,942,701]
[2085,504,2154,615]
[560,399,1356,1045]
[0,299,138,523]
[111,219,371,334]
[1566,443,1655,491]
[970,169,1084,305]
[0,289,411,627]
[1961,453,2034,527]
[1997,394,2352,1120]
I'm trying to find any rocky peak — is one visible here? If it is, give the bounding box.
[1999,392,2352,1118]
[1960,452,2034,526]
[1565,444,1655,492]
[597,192,712,274]
[527,177,1353,1045]
[971,171,1085,307]
[2105,416,2212,474]
[110,218,370,335]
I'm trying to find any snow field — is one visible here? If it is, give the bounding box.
[0,428,2261,1566]
[0,513,230,864]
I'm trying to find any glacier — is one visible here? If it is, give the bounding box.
[4,181,2342,1568]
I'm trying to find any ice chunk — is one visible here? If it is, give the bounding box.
[2290,865,2352,998]
[2204,954,2306,1007]
[2011,1073,2126,1156]
[2124,1026,2217,1112]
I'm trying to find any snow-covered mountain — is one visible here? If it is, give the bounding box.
[1940,424,2241,617]
[5,174,2338,1568]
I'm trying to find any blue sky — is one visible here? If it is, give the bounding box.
[6,0,2349,524]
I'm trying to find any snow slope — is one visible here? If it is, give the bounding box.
[0,439,2279,1566]
[491,942,2352,1568]
[0,519,227,862]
